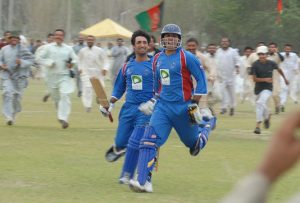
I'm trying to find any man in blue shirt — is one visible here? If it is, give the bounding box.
[100,30,154,184]
[129,24,217,193]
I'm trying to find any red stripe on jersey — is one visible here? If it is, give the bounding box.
[152,52,161,73]
[157,82,162,94]
[121,62,128,76]
[153,52,162,94]
[180,50,192,101]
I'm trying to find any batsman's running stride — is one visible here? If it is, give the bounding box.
[129,24,217,193]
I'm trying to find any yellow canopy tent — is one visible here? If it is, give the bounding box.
[80,18,133,38]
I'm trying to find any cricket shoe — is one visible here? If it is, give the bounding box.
[129,179,153,193]
[190,118,214,156]
[190,132,208,156]
[119,174,130,185]
[105,145,126,162]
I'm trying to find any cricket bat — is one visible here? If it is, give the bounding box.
[90,78,113,122]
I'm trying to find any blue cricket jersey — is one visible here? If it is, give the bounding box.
[112,57,154,104]
[153,48,207,102]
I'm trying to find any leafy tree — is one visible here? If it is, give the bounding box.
[204,0,300,51]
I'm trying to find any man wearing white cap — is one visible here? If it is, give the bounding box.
[250,46,288,134]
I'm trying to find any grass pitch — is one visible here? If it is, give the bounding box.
[0,79,300,203]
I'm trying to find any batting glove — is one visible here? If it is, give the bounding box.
[188,103,202,124]
[199,107,213,119]
[99,103,114,117]
[138,98,156,115]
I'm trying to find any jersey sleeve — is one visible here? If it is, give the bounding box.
[152,53,162,97]
[111,64,126,100]
[186,53,207,95]
[154,68,162,97]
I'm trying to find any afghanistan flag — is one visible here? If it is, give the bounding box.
[277,0,283,14]
[276,0,283,24]
[135,1,164,32]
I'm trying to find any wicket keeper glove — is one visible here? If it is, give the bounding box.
[138,98,156,115]
[188,103,202,124]
[99,103,114,117]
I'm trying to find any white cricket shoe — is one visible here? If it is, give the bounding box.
[129,179,153,193]
[119,175,130,185]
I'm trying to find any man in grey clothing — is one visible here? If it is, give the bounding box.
[110,38,128,85]
[0,34,34,125]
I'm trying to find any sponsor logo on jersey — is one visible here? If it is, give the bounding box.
[160,69,170,85]
[132,75,142,84]
[131,75,143,90]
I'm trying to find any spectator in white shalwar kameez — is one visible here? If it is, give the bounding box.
[35,33,54,102]
[77,35,109,112]
[36,29,77,129]
[216,37,240,116]
[290,55,300,104]
[279,44,299,112]
[239,46,254,105]
[205,43,221,106]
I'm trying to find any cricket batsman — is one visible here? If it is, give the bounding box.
[100,30,155,184]
[129,24,217,193]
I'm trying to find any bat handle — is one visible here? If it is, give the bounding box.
[108,113,113,123]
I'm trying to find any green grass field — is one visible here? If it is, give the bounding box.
[0,79,300,203]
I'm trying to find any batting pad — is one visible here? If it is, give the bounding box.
[190,117,216,156]
[120,126,145,179]
[137,126,157,185]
